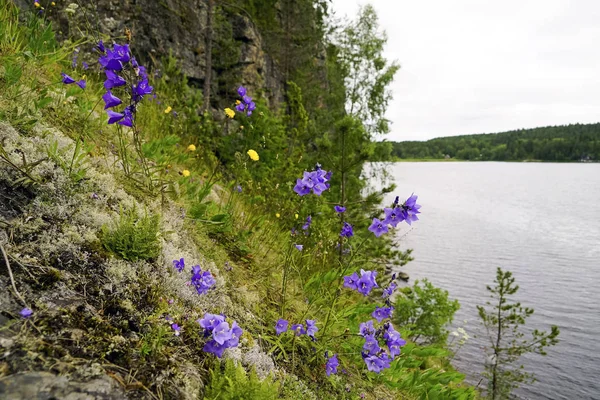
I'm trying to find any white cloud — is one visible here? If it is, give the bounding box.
[330,0,600,140]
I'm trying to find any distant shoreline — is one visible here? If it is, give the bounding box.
[387,158,599,163]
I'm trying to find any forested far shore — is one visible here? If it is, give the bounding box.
[377,123,600,161]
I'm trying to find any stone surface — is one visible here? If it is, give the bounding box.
[0,372,125,400]
[17,0,285,109]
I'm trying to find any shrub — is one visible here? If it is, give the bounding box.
[394,279,460,345]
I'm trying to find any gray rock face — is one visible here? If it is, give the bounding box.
[21,0,284,109]
[0,372,125,400]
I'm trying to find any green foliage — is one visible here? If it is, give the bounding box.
[101,207,161,262]
[203,359,279,400]
[335,5,400,137]
[477,268,560,399]
[381,343,476,399]
[380,123,600,161]
[46,138,93,184]
[394,279,460,345]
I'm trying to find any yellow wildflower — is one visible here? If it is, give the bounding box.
[164,106,172,114]
[295,213,299,219]
[247,149,259,161]
[276,213,281,218]
[235,100,241,105]
[182,170,190,177]
[51,1,56,5]
[224,108,235,119]
[187,144,197,152]
[34,2,40,7]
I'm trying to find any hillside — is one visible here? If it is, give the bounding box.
[382,123,600,161]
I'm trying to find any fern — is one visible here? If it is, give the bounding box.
[203,360,279,400]
[101,207,161,261]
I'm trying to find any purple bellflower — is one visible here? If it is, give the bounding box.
[372,306,394,323]
[275,319,288,335]
[364,353,391,373]
[212,321,233,345]
[102,91,122,109]
[227,321,243,347]
[302,215,312,231]
[359,320,375,337]
[340,222,354,238]
[198,313,225,331]
[356,269,378,296]
[402,193,421,225]
[133,79,153,100]
[118,106,133,127]
[107,110,124,124]
[291,323,306,336]
[362,334,381,356]
[334,205,346,213]
[343,272,360,290]
[326,354,339,376]
[306,319,318,339]
[172,258,185,272]
[191,266,216,295]
[293,179,311,196]
[61,72,75,84]
[96,40,105,54]
[383,207,405,227]
[203,339,227,358]
[295,244,303,251]
[20,307,33,318]
[237,86,246,97]
[368,218,389,237]
[104,70,126,89]
[382,282,398,298]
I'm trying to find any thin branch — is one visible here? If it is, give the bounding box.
[1,244,27,307]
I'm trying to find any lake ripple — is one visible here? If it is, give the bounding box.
[384,162,600,400]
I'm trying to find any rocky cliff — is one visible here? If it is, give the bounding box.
[18,0,285,109]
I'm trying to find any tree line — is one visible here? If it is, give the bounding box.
[377,123,600,161]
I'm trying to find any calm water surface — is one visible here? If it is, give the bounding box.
[384,162,600,400]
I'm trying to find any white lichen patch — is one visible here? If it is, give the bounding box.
[241,344,277,379]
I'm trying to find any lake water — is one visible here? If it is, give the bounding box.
[384,162,600,400]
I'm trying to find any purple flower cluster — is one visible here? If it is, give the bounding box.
[235,86,256,116]
[368,194,421,237]
[359,321,406,373]
[191,265,216,295]
[343,269,378,296]
[97,41,153,127]
[199,313,243,358]
[275,318,318,339]
[293,164,332,196]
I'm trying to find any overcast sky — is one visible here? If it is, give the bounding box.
[330,0,600,141]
